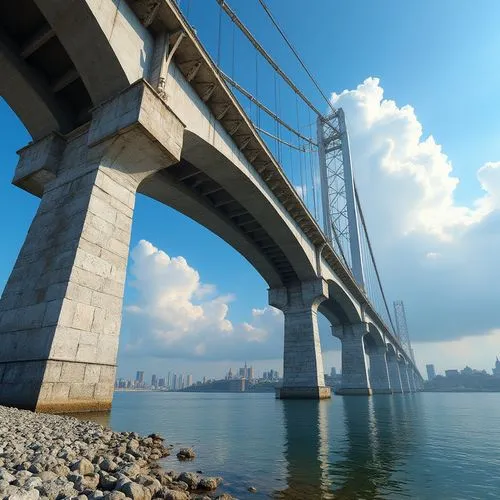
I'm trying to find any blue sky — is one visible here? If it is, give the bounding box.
[1,0,500,380]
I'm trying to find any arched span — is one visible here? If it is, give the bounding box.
[139,130,320,287]
[319,279,362,327]
[386,343,397,358]
[366,322,386,347]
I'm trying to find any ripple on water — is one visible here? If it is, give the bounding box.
[88,391,500,499]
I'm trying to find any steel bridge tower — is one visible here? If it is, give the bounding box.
[393,300,415,362]
[317,109,365,289]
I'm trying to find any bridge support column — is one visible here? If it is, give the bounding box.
[399,360,411,393]
[0,81,184,412]
[387,356,403,393]
[270,279,331,399]
[368,347,392,394]
[408,369,416,392]
[335,323,372,395]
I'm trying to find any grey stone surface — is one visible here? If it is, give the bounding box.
[0,82,184,412]
[335,323,372,395]
[270,279,330,398]
[368,348,392,394]
[387,356,403,393]
[399,361,412,393]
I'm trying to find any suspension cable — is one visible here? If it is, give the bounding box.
[256,0,336,116]
[254,125,307,152]
[214,0,323,117]
[221,71,317,146]
[354,183,396,334]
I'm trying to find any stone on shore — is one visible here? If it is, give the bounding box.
[0,405,228,500]
[176,449,196,461]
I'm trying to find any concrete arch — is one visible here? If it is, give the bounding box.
[139,166,284,288]
[145,129,319,284]
[319,279,362,327]
[366,322,386,347]
[386,343,397,357]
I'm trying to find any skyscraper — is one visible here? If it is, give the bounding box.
[426,364,436,380]
[187,374,193,387]
[135,371,144,385]
[247,366,254,380]
[151,374,157,387]
[330,367,337,377]
[493,357,500,377]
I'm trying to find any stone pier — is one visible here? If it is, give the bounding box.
[399,359,412,393]
[368,346,392,394]
[335,323,372,395]
[0,81,184,412]
[387,354,403,393]
[408,369,417,392]
[270,279,331,399]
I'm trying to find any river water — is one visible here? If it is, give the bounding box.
[101,391,500,499]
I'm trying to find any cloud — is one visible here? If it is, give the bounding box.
[331,78,500,348]
[122,240,284,361]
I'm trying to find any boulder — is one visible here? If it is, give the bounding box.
[176,449,195,461]
[71,459,94,476]
[198,477,220,491]
[177,472,199,490]
[157,489,189,500]
[119,481,151,500]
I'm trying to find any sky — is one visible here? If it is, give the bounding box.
[1,0,500,381]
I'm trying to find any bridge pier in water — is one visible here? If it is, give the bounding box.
[0,82,184,412]
[387,353,404,393]
[335,323,372,395]
[368,347,392,394]
[399,360,412,393]
[270,279,331,399]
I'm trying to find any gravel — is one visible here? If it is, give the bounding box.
[0,406,231,500]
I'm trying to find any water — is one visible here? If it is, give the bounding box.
[99,392,500,499]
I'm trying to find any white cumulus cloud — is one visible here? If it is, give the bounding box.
[122,240,284,361]
[332,77,500,352]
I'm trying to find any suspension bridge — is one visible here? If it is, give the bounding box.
[0,0,422,412]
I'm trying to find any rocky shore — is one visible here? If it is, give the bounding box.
[0,406,232,500]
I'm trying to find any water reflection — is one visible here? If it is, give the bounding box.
[64,411,111,427]
[276,395,422,499]
[274,400,333,499]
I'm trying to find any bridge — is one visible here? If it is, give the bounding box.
[0,0,423,412]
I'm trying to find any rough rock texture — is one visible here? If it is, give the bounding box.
[0,406,230,500]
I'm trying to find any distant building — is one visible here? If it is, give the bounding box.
[426,364,436,380]
[183,378,245,393]
[493,357,500,377]
[158,378,165,388]
[330,367,337,377]
[135,371,144,387]
[247,366,255,380]
[151,374,157,387]
[187,374,193,387]
[445,369,459,377]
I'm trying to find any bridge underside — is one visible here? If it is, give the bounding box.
[141,159,298,287]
